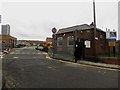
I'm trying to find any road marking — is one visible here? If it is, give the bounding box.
[10,52,15,54]
[13,57,19,59]
[46,56,53,60]
[22,52,25,54]
[42,52,47,55]
[48,66,56,71]
[38,53,41,54]
[20,68,24,71]
[0,55,3,59]
[48,66,52,69]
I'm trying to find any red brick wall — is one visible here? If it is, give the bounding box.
[56,29,108,57]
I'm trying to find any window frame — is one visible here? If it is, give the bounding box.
[57,37,63,47]
[67,36,74,47]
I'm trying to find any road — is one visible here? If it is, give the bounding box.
[2,46,119,88]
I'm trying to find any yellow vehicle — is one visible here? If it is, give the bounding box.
[43,42,53,52]
[47,42,53,49]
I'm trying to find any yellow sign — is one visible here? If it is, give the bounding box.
[108,42,116,46]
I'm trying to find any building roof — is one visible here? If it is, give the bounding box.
[56,24,105,35]
[46,37,52,42]
[0,34,17,40]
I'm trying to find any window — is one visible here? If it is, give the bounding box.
[100,34,103,39]
[57,37,63,46]
[87,30,90,33]
[67,36,74,46]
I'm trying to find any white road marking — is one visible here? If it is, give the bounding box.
[48,66,56,71]
[10,52,15,54]
[0,55,3,59]
[22,52,25,54]
[13,57,19,59]
[38,53,41,54]
[48,66,52,69]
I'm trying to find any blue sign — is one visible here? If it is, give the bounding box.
[107,38,116,42]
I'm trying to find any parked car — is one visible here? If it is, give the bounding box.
[15,44,26,48]
[35,46,43,51]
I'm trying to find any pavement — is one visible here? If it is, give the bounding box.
[46,53,120,70]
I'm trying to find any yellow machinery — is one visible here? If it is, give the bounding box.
[43,41,53,52]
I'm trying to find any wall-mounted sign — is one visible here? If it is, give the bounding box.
[85,40,91,48]
[107,39,116,42]
[108,42,116,46]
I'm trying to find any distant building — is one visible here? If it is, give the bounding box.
[46,37,52,42]
[0,35,17,51]
[1,24,10,35]
[17,40,44,46]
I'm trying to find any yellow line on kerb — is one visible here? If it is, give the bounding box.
[46,55,75,64]
[45,54,120,72]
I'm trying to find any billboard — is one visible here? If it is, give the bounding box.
[106,31,117,40]
[109,32,117,39]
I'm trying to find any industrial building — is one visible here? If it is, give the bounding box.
[54,23,108,60]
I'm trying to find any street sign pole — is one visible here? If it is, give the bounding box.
[52,27,57,57]
[113,46,115,57]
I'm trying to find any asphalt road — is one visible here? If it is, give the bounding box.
[2,46,119,88]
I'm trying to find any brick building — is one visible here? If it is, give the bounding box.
[116,40,120,53]
[55,23,108,59]
[46,37,52,42]
[0,35,17,51]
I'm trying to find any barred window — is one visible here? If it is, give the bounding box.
[57,37,63,46]
[67,36,74,46]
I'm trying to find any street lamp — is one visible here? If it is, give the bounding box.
[52,27,57,57]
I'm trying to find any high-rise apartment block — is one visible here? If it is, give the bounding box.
[1,24,10,35]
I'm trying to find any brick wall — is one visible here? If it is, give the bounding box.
[0,35,17,50]
[56,29,108,57]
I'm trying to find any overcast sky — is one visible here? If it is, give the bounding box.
[1,0,119,41]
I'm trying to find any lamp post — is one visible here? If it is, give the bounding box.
[93,0,97,59]
[52,27,57,57]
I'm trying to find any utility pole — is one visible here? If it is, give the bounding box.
[93,0,97,58]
